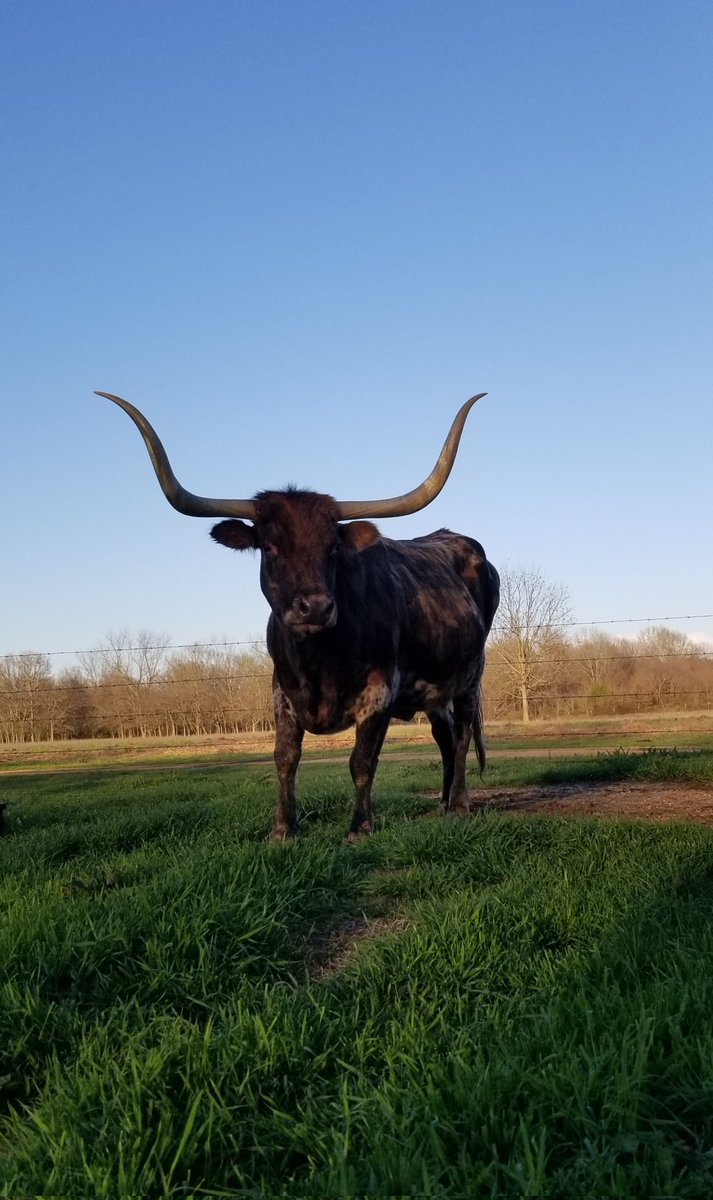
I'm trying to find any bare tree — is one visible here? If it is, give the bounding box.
[490,565,572,722]
[233,647,273,731]
[80,630,170,737]
[0,653,55,742]
[55,669,96,738]
[161,642,273,735]
[634,626,698,708]
[574,630,624,714]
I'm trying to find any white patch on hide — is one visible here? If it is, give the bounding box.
[273,686,298,723]
[356,668,400,725]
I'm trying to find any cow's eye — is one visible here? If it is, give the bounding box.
[264,542,279,559]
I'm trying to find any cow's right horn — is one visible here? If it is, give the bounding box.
[96,393,257,519]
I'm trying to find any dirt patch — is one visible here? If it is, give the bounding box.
[309,914,409,979]
[465,781,713,826]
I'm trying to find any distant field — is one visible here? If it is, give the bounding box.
[2,749,713,1195]
[2,709,713,774]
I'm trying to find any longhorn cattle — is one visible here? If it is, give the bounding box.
[96,391,499,840]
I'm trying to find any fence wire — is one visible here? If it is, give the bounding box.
[2,611,713,661]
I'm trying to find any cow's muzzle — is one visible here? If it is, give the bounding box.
[285,593,337,635]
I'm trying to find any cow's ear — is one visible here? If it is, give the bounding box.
[210,520,257,551]
[339,520,380,552]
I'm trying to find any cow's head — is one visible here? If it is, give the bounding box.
[94,390,485,637]
[210,490,379,636]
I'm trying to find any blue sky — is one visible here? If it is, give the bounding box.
[1,0,711,664]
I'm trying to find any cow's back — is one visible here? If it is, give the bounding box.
[381,529,498,632]
[374,530,498,717]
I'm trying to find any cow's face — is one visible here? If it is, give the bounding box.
[211,491,379,638]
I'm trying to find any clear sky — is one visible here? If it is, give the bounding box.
[1,0,711,665]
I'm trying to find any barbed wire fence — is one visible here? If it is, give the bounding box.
[2,611,712,662]
[0,611,712,742]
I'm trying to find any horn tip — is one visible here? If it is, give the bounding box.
[94,391,127,406]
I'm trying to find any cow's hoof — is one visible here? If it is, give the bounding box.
[269,828,297,843]
[444,803,471,819]
[345,824,373,844]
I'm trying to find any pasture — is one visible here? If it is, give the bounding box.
[2,748,713,1196]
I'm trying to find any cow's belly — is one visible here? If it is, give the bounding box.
[302,707,355,736]
[289,686,356,735]
[392,682,449,722]
[394,663,479,720]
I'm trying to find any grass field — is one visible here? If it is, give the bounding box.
[2,709,713,774]
[2,749,713,1195]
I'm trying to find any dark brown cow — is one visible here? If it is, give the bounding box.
[97,392,499,839]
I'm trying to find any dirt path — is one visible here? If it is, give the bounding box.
[464,780,713,826]
[3,743,708,781]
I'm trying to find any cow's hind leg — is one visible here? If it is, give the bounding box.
[445,692,478,815]
[428,708,455,809]
[472,688,487,776]
[470,652,488,777]
[272,684,304,840]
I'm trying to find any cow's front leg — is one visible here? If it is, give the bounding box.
[347,672,394,840]
[347,709,391,840]
[272,684,304,840]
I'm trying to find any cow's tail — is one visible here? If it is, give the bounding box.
[473,691,487,777]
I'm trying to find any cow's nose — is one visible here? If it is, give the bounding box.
[296,594,335,622]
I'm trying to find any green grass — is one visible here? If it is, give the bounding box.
[486,729,713,752]
[1,752,713,1196]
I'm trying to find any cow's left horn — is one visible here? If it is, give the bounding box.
[95,393,257,519]
[336,393,486,519]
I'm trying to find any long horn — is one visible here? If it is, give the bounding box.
[336,393,486,519]
[95,393,257,519]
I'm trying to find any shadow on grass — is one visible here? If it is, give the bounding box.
[481,748,713,791]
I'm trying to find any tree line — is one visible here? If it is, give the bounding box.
[485,567,712,722]
[1,572,711,742]
[0,634,274,743]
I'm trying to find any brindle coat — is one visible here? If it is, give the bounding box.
[211,488,499,840]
